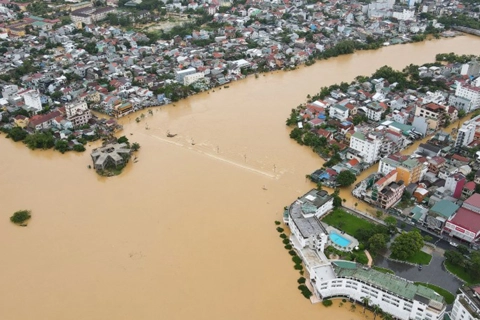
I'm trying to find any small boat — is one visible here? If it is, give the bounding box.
[166,130,177,138]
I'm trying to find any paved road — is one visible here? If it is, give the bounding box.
[374,254,464,295]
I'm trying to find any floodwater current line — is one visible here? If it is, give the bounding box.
[146,133,278,179]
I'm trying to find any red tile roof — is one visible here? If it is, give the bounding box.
[347,158,359,167]
[452,154,471,163]
[450,207,480,234]
[464,181,476,191]
[464,193,480,209]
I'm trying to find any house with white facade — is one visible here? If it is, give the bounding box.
[365,102,384,121]
[65,100,92,127]
[329,104,349,121]
[349,130,383,164]
[455,120,476,149]
[174,67,196,83]
[183,72,205,86]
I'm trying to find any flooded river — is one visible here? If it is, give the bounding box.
[1,35,480,320]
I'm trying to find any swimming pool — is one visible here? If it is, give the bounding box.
[329,231,351,247]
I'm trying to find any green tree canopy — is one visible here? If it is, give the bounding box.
[336,170,357,187]
[391,230,424,260]
[8,127,27,141]
[368,233,387,254]
[10,210,31,224]
[54,139,69,153]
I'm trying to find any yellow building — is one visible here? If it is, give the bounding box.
[87,91,101,103]
[14,115,29,128]
[396,158,423,185]
[112,102,133,118]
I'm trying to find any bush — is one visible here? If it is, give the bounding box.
[117,136,129,144]
[294,264,303,270]
[322,299,333,307]
[10,210,31,224]
[288,250,297,256]
[282,238,290,244]
[73,144,86,152]
[298,285,312,299]
[342,299,347,303]
[297,277,306,284]
[280,233,287,239]
[131,142,140,151]
[275,221,281,225]
[292,256,302,264]
[276,227,284,233]
[284,244,292,250]
[7,127,27,141]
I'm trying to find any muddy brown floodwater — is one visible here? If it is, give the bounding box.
[1,35,480,320]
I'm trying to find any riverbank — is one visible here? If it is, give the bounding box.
[1,36,480,320]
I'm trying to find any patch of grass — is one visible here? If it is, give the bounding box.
[322,208,376,236]
[445,260,480,284]
[391,250,432,265]
[355,251,369,265]
[372,266,395,274]
[414,282,455,304]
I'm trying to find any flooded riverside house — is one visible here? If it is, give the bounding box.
[91,142,132,171]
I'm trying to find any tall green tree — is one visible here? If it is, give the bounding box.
[8,127,27,141]
[361,296,370,313]
[336,170,357,187]
[368,233,387,254]
[390,230,424,260]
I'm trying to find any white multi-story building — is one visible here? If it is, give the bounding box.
[329,104,349,121]
[455,121,476,149]
[175,67,196,83]
[392,9,415,20]
[455,82,480,111]
[451,286,480,320]
[65,100,92,127]
[2,84,18,100]
[287,189,333,248]
[365,102,384,121]
[349,131,383,164]
[312,261,446,320]
[378,157,400,175]
[460,61,480,77]
[183,72,205,86]
[19,89,42,113]
[70,6,116,25]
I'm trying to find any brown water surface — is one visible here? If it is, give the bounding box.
[1,35,480,320]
